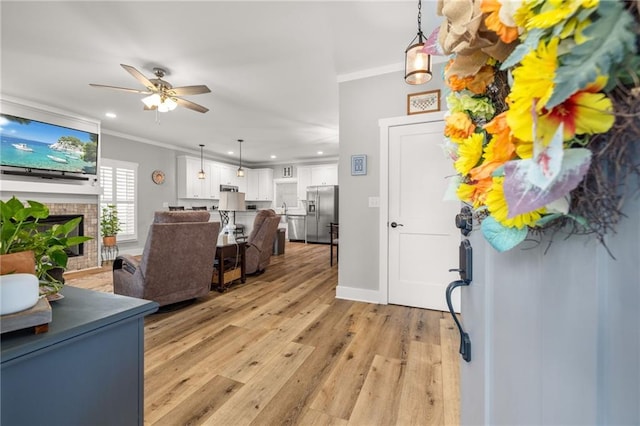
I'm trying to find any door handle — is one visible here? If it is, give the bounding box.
[390,222,404,228]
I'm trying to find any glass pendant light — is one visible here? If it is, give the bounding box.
[198,144,206,179]
[236,139,245,177]
[404,0,432,85]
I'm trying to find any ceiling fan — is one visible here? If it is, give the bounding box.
[90,64,211,113]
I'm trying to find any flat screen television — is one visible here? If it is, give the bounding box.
[0,113,98,179]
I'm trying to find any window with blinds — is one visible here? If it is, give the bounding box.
[100,159,138,241]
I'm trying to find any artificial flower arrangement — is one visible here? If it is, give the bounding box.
[436,0,640,253]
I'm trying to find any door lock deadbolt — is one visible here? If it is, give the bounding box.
[455,206,473,236]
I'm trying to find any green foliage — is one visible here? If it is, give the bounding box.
[83,141,98,163]
[0,196,92,290]
[548,1,637,108]
[100,204,121,236]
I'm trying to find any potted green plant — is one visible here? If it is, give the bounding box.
[0,196,92,294]
[100,204,121,246]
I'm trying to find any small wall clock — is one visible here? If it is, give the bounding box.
[151,170,165,185]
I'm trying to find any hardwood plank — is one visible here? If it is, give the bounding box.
[219,303,330,383]
[440,317,461,426]
[152,374,242,426]
[397,341,444,425]
[250,328,355,425]
[200,341,315,425]
[347,355,404,426]
[299,408,349,426]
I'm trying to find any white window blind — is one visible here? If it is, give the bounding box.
[100,159,138,241]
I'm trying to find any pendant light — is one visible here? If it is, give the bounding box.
[404,0,432,85]
[197,144,206,179]
[236,139,245,177]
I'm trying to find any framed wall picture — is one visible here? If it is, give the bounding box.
[407,90,441,115]
[351,154,367,176]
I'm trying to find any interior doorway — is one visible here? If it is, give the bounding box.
[379,112,461,312]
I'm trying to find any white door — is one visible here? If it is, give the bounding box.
[388,121,461,312]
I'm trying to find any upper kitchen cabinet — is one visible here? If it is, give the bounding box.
[208,162,221,199]
[246,168,274,201]
[219,164,247,193]
[177,156,213,199]
[297,164,338,200]
[311,164,338,186]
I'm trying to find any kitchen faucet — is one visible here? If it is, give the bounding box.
[281,202,287,215]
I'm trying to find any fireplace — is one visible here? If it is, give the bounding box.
[37,214,85,256]
[44,203,98,271]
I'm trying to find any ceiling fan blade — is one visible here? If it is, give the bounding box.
[175,97,209,113]
[89,83,152,95]
[121,64,157,91]
[168,85,211,96]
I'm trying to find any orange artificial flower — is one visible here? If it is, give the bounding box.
[457,177,493,208]
[445,112,476,140]
[446,62,496,95]
[466,65,496,94]
[481,0,520,44]
[470,113,517,181]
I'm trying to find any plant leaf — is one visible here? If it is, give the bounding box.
[500,28,544,70]
[481,216,528,252]
[547,1,636,108]
[503,147,592,217]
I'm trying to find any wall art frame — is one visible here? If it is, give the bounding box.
[351,154,367,176]
[407,89,441,115]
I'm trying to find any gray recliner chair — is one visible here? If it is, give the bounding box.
[245,209,281,275]
[113,211,220,306]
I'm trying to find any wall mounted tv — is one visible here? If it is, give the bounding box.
[0,113,98,180]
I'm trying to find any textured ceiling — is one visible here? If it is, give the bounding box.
[1,1,442,165]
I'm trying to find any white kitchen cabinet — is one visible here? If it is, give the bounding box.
[218,164,247,193]
[177,156,211,199]
[297,166,311,200]
[246,168,274,201]
[208,162,221,199]
[297,164,337,200]
[310,164,338,186]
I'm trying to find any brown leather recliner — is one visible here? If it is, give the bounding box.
[245,209,281,275]
[113,211,220,306]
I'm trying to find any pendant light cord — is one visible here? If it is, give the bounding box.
[417,0,424,42]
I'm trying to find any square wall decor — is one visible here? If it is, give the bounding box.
[351,154,367,176]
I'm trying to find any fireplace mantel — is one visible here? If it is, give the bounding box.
[0,179,101,195]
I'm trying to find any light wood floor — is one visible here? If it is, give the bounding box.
[65,242,460,425]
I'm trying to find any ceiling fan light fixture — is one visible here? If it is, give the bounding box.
[142,93,161,108]
[157,97,177,112]
[404,0,432,85]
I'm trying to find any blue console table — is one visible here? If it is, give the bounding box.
[1,286,158,426]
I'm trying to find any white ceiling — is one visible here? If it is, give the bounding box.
[1,1,442,166]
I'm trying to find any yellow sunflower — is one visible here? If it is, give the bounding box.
[454,133,485,176]
[485,176,546,229]
[507,37,559,142]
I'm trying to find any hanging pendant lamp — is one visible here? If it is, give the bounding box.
[236,139,245,177]
[404,0,432,85]
[198,144,206,179]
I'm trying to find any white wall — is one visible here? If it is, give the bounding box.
[337,65,445,297]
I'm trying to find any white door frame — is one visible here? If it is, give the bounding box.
[378,111,447,304]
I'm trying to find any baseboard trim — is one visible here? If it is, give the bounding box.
[335,285,385,305]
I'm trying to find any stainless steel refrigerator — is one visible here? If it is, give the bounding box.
[306,185,338,243]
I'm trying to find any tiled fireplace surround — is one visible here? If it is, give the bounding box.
[46,202,99,271]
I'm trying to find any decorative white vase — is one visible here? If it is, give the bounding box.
[0,273,40,315]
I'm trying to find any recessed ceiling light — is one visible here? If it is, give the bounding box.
[105,112,117,118]
[317,151,323,155]
[270,155,277,159]
[228,151,234,155]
